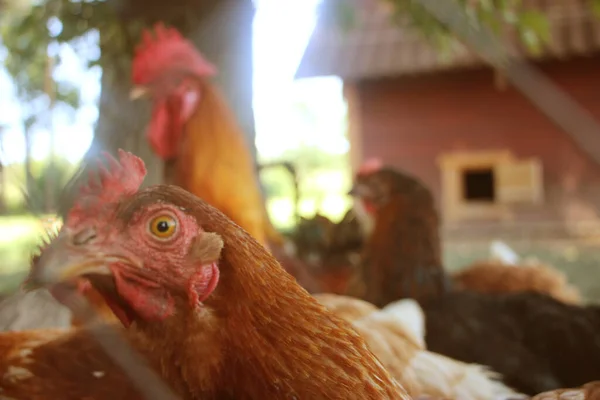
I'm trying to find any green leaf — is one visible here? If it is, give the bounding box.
[591,0,600,18]
[517,10,550,35]
[516,10,550,53]
[318,0,357,32]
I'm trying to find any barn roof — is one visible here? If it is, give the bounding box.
[295,0,600,80]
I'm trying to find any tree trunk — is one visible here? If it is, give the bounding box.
[44,53,56,214]
[58,0,256,218]
[0,159,5,215]
[0,127,5,214]
[23,128,34,205]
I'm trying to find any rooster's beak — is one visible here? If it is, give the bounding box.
[129,86,149,100]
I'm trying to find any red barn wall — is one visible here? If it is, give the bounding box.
[354,55,600,233]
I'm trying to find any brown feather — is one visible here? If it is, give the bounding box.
[453,260,582,305]
[123,186,410,399]
[532,381,600,400]
[0,327,146,399]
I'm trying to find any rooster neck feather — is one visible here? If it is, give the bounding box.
[170,81,272,246]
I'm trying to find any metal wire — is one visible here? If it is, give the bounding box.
[52,285,181,400]
[3,1,600,398]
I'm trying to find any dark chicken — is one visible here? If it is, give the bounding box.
[349,163,450,306]
[350,163,600,395]
[289,211,365,295]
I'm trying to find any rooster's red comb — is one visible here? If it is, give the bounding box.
[357,158,384,176]
[68,150,146,222]
[132,22,217,85]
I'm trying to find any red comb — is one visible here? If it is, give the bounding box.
[357,158,384,176]
[132,22,217,85]
[68,150,146,222]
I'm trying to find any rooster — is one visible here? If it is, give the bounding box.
[129,23,281,250]
[1,150,410,399]
[314,294,522,400]
[349,163,600,395]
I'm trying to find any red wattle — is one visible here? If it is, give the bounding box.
[148,85,199,161]
[148,101,178,159]
[363,200,376,214]
[112,269,175,323]
[188,262,220,308]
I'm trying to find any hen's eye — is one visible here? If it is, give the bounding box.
[148,215,177,239]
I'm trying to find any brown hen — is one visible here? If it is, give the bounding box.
[1,150,410,399]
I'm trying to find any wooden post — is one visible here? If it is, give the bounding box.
[191,0,257,163]
[44,52,56,213]
[343,82,364,174]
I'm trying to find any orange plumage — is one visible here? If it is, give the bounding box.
[173,80,275,247]
[532,381,600,400]
[313,293,378,321]
[453,260,582,305]
[0,327,147,399]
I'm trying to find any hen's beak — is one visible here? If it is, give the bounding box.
[129,86,149,100]
[28,233,114,288]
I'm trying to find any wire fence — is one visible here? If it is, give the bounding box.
[2,0,600,398]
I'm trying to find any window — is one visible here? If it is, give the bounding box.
[438,150,544,222]
[462,168,495,202]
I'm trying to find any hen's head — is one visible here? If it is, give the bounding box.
[29,150,225,328]
[130,23,216,160]
[349,160,430,215]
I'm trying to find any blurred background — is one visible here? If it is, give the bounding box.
[2,0,600,302]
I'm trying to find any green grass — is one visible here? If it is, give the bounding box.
[0,215,51,295]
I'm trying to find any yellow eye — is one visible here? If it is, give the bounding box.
[148,214,177,239]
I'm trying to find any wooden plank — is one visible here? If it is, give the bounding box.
[343,82,364,174]
[496,158,544,204]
